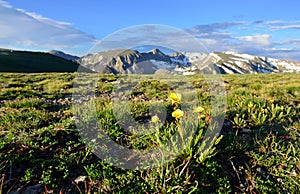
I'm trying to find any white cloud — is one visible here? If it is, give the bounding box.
[16,9,72,28]
[270,48,294,51]
[271,25,300,30]
[237,34,272,46]
[0,1,97,55]
[0,0,11,8]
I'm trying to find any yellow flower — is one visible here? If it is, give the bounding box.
[248,102,254,108]
[172,109,184,119]
[151,115,160,123]
[169,92,181,104]
[268,98,274,103]
[63,110,71,116]
[194,106,205,113]
[199,114,206,119]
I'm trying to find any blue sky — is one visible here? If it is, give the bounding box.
[1,0,300,61]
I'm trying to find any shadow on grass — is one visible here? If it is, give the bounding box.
[216,113,299,193]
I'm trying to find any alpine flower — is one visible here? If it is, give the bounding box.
[172,109,184,119]
[268,98,274,103]
[248,102,254,108]
[151,115,160,123]
[194,106,205,113]
[169,92,181,104]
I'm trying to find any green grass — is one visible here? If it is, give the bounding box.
[0,72,299,193]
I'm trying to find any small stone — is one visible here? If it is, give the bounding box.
[74,175,87,184]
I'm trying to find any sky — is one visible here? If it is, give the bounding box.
[1,0,300,61]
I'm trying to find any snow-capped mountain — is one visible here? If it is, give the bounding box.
[77,49,195,74]
[201,51,300,74]
[77,49,300,74]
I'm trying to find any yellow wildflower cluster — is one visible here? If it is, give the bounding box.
[169,92,207,121]
[169,92,184,120]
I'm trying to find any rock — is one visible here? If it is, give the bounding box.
[155,69,171,75]
[74,175,87,184]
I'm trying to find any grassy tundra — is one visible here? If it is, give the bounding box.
[0,73,299,193]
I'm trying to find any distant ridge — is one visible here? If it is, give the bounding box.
[0,49,93,73]
[47,50,79,61]
[202,51,300,74]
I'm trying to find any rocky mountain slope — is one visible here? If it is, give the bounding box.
[77,48,300,74]
[77,49,194,74]
[200,52,300,74]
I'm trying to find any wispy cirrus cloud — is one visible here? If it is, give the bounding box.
[0,0,97,55]
[253,20,300,30]
[271,25,300,30]
[186,22,245,33]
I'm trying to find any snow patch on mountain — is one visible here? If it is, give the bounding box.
[225,51,256,60]
[170,57,189,66]
[268,58,300,72]
[209,53,222,63]
[149,60,172,70]
[182,52,207,63]
[235,61,243,66]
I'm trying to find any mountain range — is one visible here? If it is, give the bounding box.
[0,47,300,74]
[76,48,300,74]
[77,49,193,74]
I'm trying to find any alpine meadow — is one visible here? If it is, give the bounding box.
[0,72,299,193]
[1,0,300,193]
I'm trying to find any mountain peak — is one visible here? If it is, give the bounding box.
[47,50,79,61]
[48,50,62,54]
[148,48,165,55]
